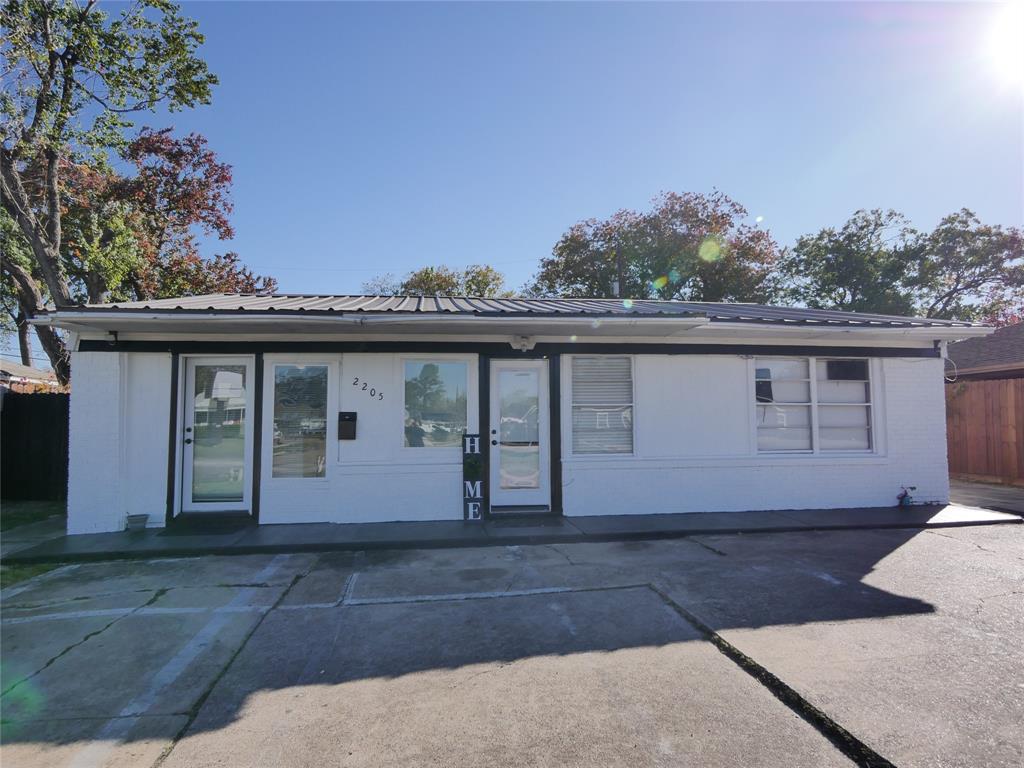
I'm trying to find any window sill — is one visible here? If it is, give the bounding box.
[756,451,876,458]
[563,454,889,470]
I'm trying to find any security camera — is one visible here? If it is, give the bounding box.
[511,335,536,352]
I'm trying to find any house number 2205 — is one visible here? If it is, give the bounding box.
[352,377,384,400]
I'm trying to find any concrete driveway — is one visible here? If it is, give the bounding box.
[2,524,1021,767]
[950,479,1024,516]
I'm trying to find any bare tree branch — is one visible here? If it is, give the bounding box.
[75,78,175,114]
[16,14,58,157]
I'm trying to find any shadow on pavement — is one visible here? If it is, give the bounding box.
[0,527,940,752]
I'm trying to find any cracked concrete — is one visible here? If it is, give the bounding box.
[2,526,1022,767]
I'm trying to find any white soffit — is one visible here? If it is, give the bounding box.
[35,311,992,343]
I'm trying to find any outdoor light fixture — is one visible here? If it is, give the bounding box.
[511,335,536,352]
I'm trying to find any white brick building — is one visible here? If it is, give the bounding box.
[34,295,989,534]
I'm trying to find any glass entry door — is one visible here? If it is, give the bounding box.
[181,357,255,513]
[489,360,550,510]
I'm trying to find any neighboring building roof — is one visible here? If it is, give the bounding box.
[947,321,1024,377]
[0,359,58,384]
[54,293,981,329]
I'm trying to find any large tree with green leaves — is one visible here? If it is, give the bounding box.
[363,264,512,297]
[103,127,274,301]
[781,208,1023,322]
[909,209,1023,323]
[780,209,919,316]
[527,191,781,302]
[1,128,275,357]
[1,0,220,382]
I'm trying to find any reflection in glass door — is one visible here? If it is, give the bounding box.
[489,360,550,509]
[182,358,254,512]
[498,369,540,489]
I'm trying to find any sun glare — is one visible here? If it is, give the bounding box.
[987,2,1024,92]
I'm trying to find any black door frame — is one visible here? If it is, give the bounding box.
[165,352,263,526]
[168,347,561,525]
[479,352,562,517]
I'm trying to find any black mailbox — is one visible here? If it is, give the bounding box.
[338,412,357,440]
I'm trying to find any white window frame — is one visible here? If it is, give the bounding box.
[568,354,636,457]
[397,353,478,458]
[262,355,337,484]
[750,356,877,456]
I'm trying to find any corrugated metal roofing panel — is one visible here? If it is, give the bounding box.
[64,293,982,328]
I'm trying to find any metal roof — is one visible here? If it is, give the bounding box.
[58,293,983,329]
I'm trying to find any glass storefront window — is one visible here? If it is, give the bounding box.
[403,361,467,447]
[272,365,328,477]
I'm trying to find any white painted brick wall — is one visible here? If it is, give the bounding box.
[122,354,172,526]
[66,350,951,532]
[67,352,172,533]
[67,352,124,533]
[879,357,950,503]
[562,356,950,515]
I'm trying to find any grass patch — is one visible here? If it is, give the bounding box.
[0,561,60,590]
[0,500,66,531]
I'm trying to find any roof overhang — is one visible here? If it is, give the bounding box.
[31,311,711,338]
[952,360,1024,377]
[32,309,993,343]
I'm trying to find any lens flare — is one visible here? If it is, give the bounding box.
[652,275,669,290]
[622,299,634,309]
[699,237,722,262]
[755,215,764,224]
[0,665,44,728]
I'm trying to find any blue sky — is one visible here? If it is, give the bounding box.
[4,1,1023,368]
[153,1,1021,295]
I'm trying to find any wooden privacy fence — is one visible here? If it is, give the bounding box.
[1,391,70,500]
[945,378,1024,487]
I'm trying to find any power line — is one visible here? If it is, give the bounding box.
[0,351,53,364]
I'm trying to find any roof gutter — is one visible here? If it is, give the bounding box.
[348,314,710,328]
[31,310,987,340]
[32,311,365,327]
[705,321,993,341]
[950,360,1024,377]
[31,311,711,330]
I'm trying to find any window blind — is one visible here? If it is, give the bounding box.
[571,357,633,454]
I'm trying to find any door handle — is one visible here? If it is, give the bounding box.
[184,438,193,445]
